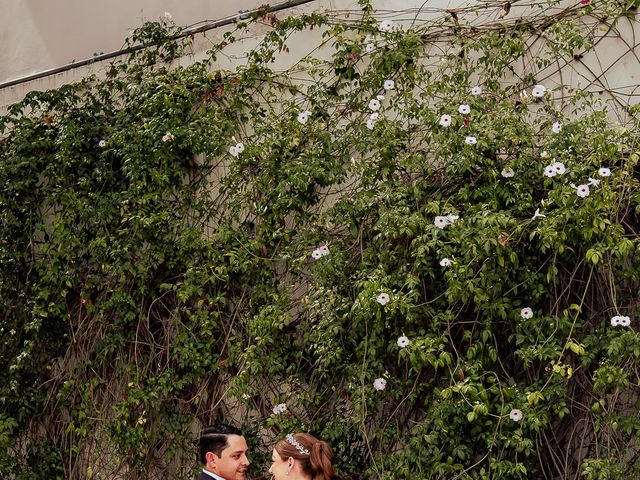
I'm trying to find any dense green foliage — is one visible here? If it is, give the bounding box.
[1,1,640,478]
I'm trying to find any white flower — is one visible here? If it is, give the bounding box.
[610,316,621,326]
[297,111,311,124]
[465,136,477,145]
[379,20,393,32]
[458,104,471,115]
[553,161,566,175]
[598,167,611,177]
[98,140,106,148]
[229,142,245,157]
[163,12,173,20]
[397,336,410,348]
[471,86,482,96]
[319,245,330,256]
[272,403,287,415]
[162,132,175,142]
[544,165,556,177]
[552,121,562,134]
[576,184,590,198]
[376,94,385,101]
[376,293,390,305]
[370,112,379,121]
[610,315,630,327]
[384,79,395,90]
[365,43,375,53]
[439,114,452,127]
[531,208,546,220]
[588,177,600,186]
[434,216,449,229]
[509,409,523,422]
[369,99,381,111]
[434,214,458,229]
[366,119,376,130]
[373,378,387,390]
[540,150,549,158]
[531,84,547,97]
[501,167,515,178]
[520,307,533,319]
[439,258,453,267]
[311,249,323,260]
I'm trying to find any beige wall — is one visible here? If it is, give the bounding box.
[1,0,638,116]
[1,0,465,81]
[0,0,266,84]
[0,0,333,113]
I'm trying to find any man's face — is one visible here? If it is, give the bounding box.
[207,434,250,480]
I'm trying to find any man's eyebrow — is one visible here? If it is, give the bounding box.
[230,449,249,454]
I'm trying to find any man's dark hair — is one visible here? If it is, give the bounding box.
[199,424,243,464]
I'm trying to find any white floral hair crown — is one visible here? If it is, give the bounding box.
[286,433,310,456]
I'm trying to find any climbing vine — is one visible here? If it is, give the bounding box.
[1,1,640,479]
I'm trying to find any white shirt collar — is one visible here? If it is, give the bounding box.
[202,469,226,480]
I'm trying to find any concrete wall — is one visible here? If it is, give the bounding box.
[0,0,268,113]
[0,0,267,83]
[1,1,639,116]
[0,0,464,114]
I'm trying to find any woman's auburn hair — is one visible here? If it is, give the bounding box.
[275,432,340,480]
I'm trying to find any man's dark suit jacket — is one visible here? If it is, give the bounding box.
[199,471,219,480]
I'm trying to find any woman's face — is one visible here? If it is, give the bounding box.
[268,449,290,480]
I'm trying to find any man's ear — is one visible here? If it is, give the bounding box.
[206,451,219,468]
